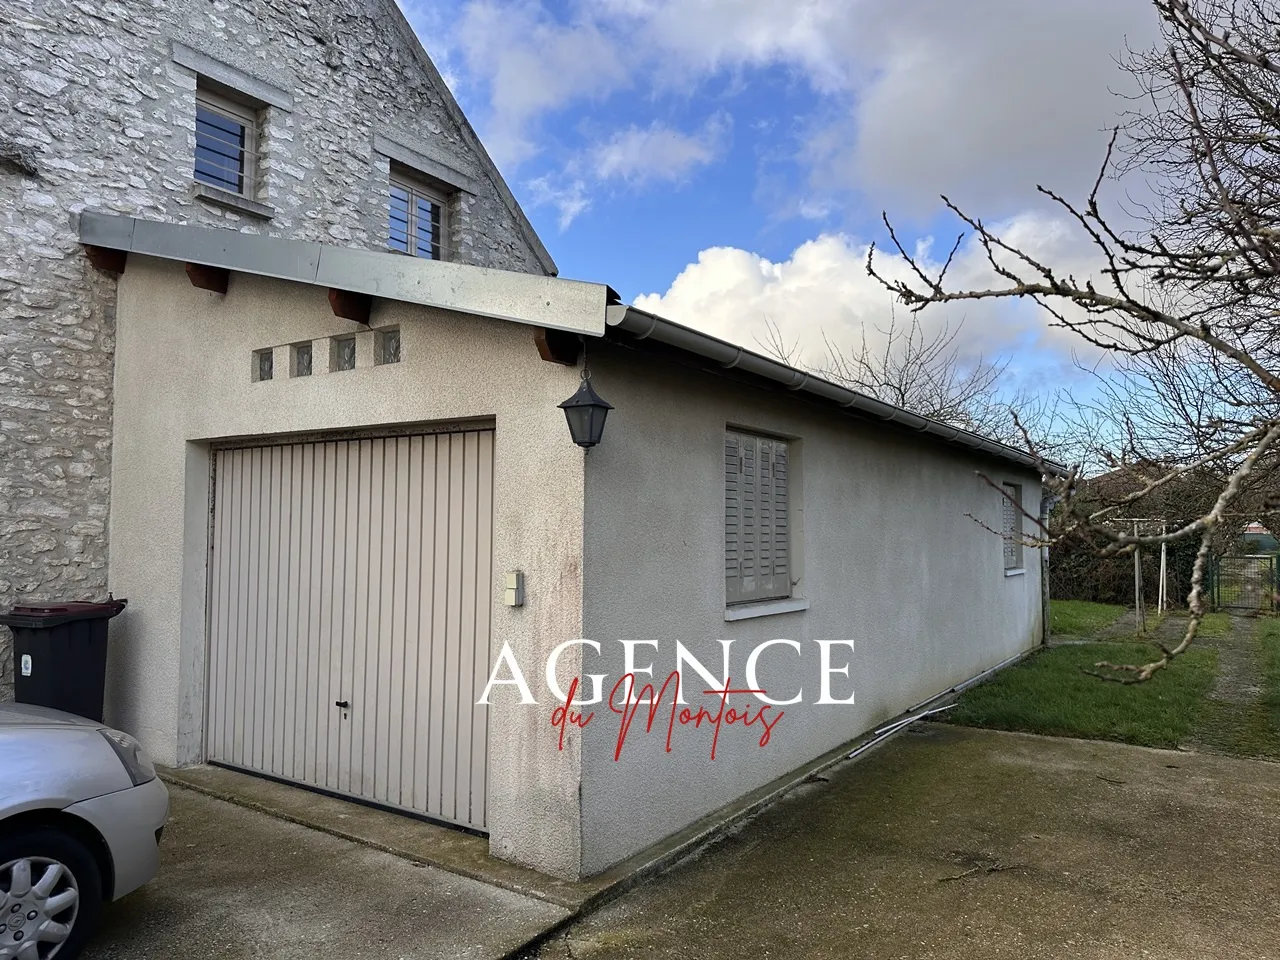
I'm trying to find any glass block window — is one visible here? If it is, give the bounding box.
[253,348,274,382]
[1002,482,1023,570]
[292,342,312,377]
[195,88,258,197]
[331,336,356,372]
[376,328,401,365]
[389,173,447,260]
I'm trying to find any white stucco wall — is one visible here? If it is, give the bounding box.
[107,257,586,878]
[579,342,1044,875]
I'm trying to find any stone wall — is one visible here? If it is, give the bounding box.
[0,0,552,700]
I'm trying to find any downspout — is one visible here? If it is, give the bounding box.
[844,647,1032,762]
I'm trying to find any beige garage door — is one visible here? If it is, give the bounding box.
[205,430,494,831]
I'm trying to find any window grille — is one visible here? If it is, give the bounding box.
[195,89,259,197]
[389,173,447,260]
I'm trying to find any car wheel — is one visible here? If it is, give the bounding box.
[0,826,102,960]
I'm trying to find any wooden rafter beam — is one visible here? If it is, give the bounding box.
[84,245,127,274]
[534,327,581,365]
[328,288,371,325]
[185,262,229,294]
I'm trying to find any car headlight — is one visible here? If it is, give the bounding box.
[99,728,157,786]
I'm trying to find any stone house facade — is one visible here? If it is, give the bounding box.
[0,0,554,699]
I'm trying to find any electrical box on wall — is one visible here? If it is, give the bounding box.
[504,570,525,607]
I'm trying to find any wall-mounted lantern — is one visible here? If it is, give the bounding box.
[558,369,613,449]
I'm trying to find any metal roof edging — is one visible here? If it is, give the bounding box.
[79,212,608,337]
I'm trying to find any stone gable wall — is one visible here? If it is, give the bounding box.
[0,0,550,699]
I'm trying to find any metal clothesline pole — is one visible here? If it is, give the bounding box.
[1158,523,1168,614]
[1133,519,1145,633]
[1118,517,1168,630]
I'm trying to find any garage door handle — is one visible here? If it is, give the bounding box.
[334,700,350,709]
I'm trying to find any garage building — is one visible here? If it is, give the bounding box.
[80,212,1047,880]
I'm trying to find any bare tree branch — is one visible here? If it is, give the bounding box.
[868,0,1280,680]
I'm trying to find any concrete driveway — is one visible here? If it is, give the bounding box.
[531,724,1280,960]
[82,785,569,960]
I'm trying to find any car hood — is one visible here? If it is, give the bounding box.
[0,702,103,729]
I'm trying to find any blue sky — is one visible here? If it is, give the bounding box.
[398,0,1161,397]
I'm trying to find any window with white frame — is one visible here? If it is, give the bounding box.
[725,430,791,604]
[195,86,259,197]
[389,169,448,260]
[1002,482,1024,570]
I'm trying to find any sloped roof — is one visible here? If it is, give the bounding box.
[79,212,1062,478]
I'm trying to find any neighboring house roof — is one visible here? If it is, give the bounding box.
[78,212,1064,478]
[380,0,557,277]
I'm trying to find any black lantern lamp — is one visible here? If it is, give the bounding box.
[559,368,613,449]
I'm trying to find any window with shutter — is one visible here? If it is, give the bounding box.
[726,430,791,604]
[1002,482,1024,570]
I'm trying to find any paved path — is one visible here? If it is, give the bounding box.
[83,785,569,960]
[1184,616,1280,759]
[528,725,1280,960]
[1098,608,1187,641]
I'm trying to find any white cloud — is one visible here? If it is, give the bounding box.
[590,114,729,185]
[824,0,1160,217]
[588,0,859,91]
[442,0,1159,226]
[526,113,730,228]
[524,175,591,230]
[632,212,1110,391]
[453,1,630,167]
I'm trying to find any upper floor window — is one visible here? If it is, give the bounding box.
[195,87,259,197]
[389,170,448,260]
[725,430,791,605]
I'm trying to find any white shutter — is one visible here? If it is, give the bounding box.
[1002,482,1023,569]
[741,434,759,597]
[725,433,742,601]
[726,430,791,604]
[771,441,789,588]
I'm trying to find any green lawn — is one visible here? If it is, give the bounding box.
[1190,619,1280,759]
[1049,600,1126,636]
[947,643,1217,749]
[1162,611,1231,639]
[1259,620,1280,735]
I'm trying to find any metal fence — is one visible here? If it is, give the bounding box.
[1210,555,1277,613]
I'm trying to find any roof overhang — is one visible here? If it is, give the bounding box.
[79,213,1063,477]
[605,305,1066,478]
[79,212,608,336]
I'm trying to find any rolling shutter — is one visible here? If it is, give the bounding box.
[726,430,790,604]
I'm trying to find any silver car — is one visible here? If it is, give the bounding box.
[0,702,168,960]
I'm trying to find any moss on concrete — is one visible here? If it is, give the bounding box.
[530,726,1280,960]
